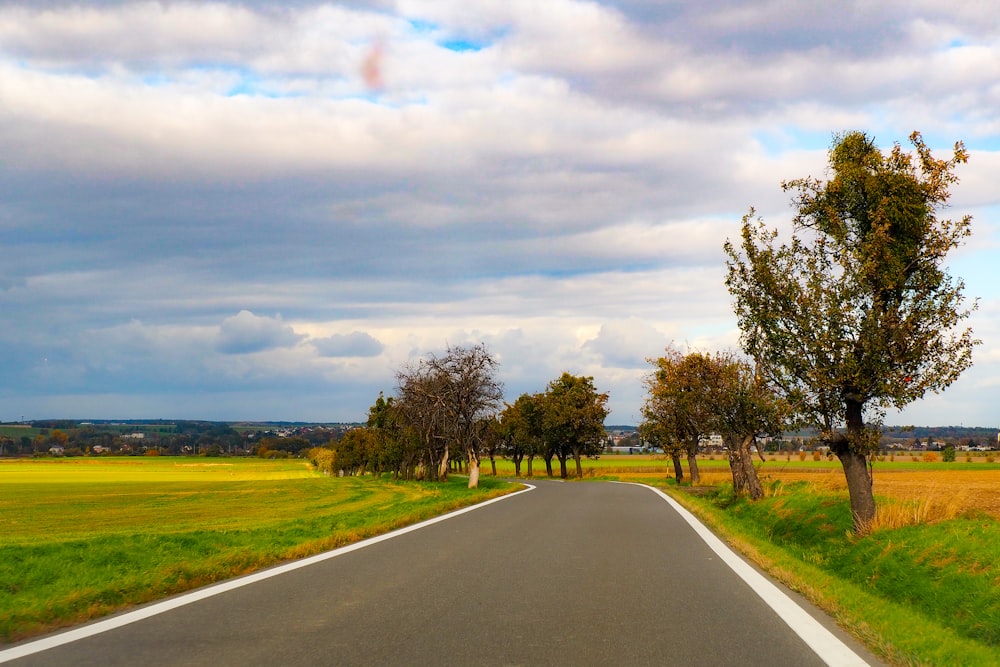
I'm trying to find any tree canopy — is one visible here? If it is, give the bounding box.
[724,130,978,532]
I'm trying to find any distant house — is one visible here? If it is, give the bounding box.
[698,434,724,449]
[49,445,64,455]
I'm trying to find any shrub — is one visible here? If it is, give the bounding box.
[812,450,822,461]
[306,447,336,475]
[798,451,807,461]
[922,451,939,463]
[942,445,956,462]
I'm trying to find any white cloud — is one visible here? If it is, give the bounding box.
[216,310,304,354]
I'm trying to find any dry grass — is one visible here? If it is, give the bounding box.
[870,485,968,531]
[611,459,1000,527]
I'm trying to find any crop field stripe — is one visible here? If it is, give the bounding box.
[618,482,869,667]
[0,483,536,664]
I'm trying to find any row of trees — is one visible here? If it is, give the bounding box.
[500,373,609,479]
[317,344,610,487]
[640,349,791,500]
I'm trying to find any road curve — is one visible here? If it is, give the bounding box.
[2,480,880,666]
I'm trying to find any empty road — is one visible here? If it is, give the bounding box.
[1,480,878,666]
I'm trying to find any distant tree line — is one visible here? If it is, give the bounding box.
[306,343,610,487]
[0,421,352,458]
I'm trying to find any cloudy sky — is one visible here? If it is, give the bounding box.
[2,1,998,427]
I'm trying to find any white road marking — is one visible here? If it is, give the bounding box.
[0,484,536,664]
[624,482,870,667]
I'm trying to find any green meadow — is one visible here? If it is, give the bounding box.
[0,457,515,642]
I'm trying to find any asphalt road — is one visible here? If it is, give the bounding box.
[2,480,880,666]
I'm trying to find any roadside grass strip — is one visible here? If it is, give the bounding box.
[0,484,534,663]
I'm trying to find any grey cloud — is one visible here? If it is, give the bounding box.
[216,310,304,354]
[312,332,384,358]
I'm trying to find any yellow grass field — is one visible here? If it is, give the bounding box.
[555,455,1000,521]
[746,468,1000,519]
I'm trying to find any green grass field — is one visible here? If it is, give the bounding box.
[0,426,40,440]
[0,457,515,642]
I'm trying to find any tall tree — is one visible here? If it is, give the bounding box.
[638,399,685,483]
[641,349,716,484]
[395,364,451,481]
[397,344,503,488]
[708,352,792,500]
[541,373,609,479]
[724,131,978,533]
[499,393,545,477]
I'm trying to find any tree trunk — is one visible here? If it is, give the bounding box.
[513,453,523,477]
[438,446,449,482]
[544,455,554,478]
[728,435,763,500]
[558,454,568,479]
[468,455,480,489]
[687,439,701,485]
[526,454,534,478]
[833,397,877,534]
[671,452,684,483]
[490,456,497,476]
[573,448,583,478]
[839,448,874,533]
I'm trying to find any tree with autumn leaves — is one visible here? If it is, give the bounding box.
[724,131,978,533]
[641,349,790,499]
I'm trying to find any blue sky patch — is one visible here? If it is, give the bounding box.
[438,38,486,53]
[752,128,834,156]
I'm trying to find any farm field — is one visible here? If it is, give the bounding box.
[0,457,515,642]
[489,454,1000,519]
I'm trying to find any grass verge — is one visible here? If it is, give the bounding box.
[646,479,1000,667]
[0,458,517,642]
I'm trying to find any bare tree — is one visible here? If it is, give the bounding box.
[396,343,504,488]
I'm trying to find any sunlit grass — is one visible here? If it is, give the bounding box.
[0,457,516,641]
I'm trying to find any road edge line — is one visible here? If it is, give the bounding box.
[619,482,869,667]
[0,483,536,664]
